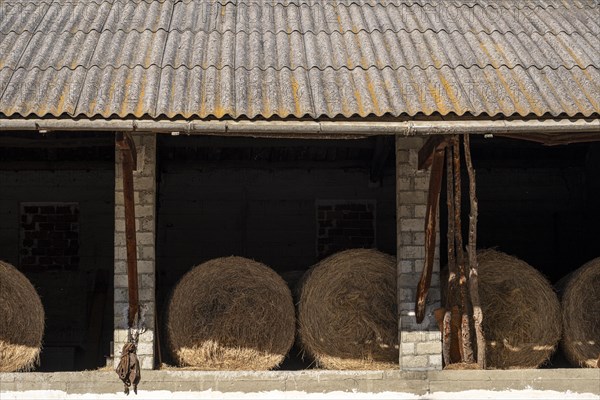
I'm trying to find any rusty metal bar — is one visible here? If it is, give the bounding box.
[443,144,459,366]
[463,134,486,369]
[415,145,445,324]
[116,133,139,328]
[452,136,475,363]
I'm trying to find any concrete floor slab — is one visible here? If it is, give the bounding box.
[0,369,598,395]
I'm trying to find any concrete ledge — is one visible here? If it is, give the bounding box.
[0,369,598,395]
[429,369,600,394]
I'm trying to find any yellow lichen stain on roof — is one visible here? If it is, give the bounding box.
[107,80,116,116]
[512,73,542,115]
[429,51,442,70]
[427,77,447,116]
[291,75,302,116]
[493,42,508,68]
[439,74,461,114]
[120,74,133,116]
[56,92,66,115]
[134,79,146,117]
[560,36,586,69]
[354,87,365,116]
[366,79,380,115]
[577,70,600,111]
[495,68,524,114]
[144,39,154,69]
[213,104,228,119]
[200,97,207,118]
[262,90,270,119]
[336,7,343,30]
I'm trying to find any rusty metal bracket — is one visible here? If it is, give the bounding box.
[464,134,486,369]
[415,145,445,323]
[418,135,450,170]
[116,132,138,171]
[116,132,139,328]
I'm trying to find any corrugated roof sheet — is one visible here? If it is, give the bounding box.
[1,0,599,119]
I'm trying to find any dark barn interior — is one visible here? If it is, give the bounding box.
[439,137,600,367]
[0,132,115,371]
[155,135,398,368]
[1,132,597,371]
[440,137,600,283]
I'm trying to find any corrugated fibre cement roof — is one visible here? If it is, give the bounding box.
[0,0,599,120]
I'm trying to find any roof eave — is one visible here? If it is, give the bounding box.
[1,117,599,140]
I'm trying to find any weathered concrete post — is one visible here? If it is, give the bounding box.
[396,136,442,370]
[114,133,156,369]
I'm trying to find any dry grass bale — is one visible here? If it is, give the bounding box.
[298,249,398,370]
[166,256,295,370]
[474,250,562,369]
[0,260,44,372]
[561,257,600,368]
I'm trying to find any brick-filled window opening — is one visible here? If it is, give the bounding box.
[317,200,376,259]
[19,202,80,270]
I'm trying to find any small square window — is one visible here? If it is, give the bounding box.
[19,202,80,270]
[316,200,376,259]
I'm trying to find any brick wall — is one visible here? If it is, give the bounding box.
[316,200,376,259]
[19,202,80,270]
[114,133,156,370]
[396,136,442,370]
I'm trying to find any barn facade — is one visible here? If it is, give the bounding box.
[1,0,599,393]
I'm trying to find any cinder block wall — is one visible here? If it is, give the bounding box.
[114,133,156,370]
[396,136,442,370]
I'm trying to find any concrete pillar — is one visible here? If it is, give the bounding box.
[396,135,442,370]
[114,133,156,370]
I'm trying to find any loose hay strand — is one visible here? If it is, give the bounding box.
[298,249,398,370]
[0,260,45,372]
[166,256,295,370]
[561,257,600,368]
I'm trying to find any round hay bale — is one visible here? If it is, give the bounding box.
[561,257,600,368]
[473,250,562,369]
[0,260,44,372]
[298,249,398,370]
[166,256,295,370]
